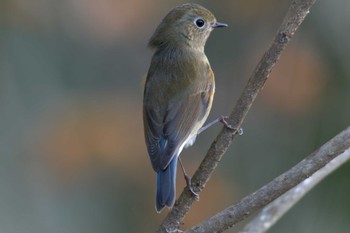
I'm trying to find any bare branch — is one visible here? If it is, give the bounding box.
[156,0,317,232]
[239,147,350,233]
[185,126,350,233]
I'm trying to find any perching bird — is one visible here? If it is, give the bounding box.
[143,3,228,212]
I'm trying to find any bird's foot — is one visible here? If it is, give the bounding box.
[220,116,243,135]
[184,174,199,200]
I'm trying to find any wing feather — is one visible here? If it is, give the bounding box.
[144,81,214,171]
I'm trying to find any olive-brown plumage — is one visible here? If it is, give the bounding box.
[143,3,227,212]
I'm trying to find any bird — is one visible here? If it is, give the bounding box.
[143,3,228,212]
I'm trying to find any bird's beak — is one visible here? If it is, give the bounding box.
[212,22,228,28]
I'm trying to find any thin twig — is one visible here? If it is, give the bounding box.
[185,126,350,233]
[156,0,317,232]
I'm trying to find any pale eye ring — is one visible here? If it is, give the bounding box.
[194,18,205,28]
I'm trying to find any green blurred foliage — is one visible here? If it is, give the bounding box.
[0,0,349,232]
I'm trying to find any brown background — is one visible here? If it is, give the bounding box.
[1,0,350,232]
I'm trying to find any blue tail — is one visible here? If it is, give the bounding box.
[156,158,177,212]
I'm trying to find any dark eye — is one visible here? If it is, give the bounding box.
[195,18,205,28]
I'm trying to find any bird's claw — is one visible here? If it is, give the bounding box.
[220,116,243,135]
[184,175,199,199]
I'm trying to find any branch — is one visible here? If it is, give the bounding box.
[156,0,317,232]
[240,147,350,233]
[186,126,350,233]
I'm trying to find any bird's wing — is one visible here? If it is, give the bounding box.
[143,80,214,171]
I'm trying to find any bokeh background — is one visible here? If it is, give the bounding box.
[1,0,350,232]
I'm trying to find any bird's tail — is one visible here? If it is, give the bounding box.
[156,158,177,212]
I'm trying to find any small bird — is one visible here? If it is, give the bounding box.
[143,3,228,212]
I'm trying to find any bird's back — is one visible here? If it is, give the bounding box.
[143,46,215,172]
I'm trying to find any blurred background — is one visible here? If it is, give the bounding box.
[1,0,350,232]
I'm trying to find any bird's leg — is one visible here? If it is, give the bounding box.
[197,115,243,135]
[178,157,199,198]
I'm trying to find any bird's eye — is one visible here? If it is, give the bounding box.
[194,18,205,28]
